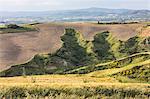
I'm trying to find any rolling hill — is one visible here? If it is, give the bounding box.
[0,22,147,71]
[0,28,149,78]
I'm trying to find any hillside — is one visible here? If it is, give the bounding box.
[0,27,149,99]
[0,22,146,71]
[0,28,149,77]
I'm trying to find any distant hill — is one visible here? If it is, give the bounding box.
[0,8,150,23]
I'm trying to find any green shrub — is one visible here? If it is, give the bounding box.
[6,24,20,29]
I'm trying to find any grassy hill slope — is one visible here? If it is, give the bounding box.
[0,22,146,70]
[0,28,149,78]
[0,24,37,34]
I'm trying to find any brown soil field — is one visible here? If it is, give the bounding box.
[140,26,150,37]
[0,22,147,71]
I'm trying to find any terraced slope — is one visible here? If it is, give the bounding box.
[88,59,150,77]
[66,52,150,83]
[65,52,150,74]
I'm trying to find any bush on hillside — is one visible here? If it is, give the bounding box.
[6,24,20,29]
[92,31,115,60]
[56,28,97,66]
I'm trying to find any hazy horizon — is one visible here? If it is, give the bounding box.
[0,0,149,11]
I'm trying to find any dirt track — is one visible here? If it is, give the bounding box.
[0,22,145,71]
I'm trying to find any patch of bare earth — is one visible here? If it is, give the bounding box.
[139,26,150,37]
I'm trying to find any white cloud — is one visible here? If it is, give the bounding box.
[0,0,61,11]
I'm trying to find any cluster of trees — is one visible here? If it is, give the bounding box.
[55,28,97,66]
[97,21,138,25]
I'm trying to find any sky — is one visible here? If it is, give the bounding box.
[0,0,149,11]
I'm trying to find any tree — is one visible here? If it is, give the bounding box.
[92,31,114,60]
[56,28,97,66]
[6,24,20,29]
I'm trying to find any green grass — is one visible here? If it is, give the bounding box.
[0,24,6,28]
[64,52,150,83]
[0,24,37,34]
[88,59,150,77]
[65,52,150,74]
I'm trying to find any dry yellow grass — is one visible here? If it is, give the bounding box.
[0,74,118,84]
[0,74,149,88]
[0,74,149,98]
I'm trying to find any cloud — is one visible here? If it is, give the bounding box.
[0,0,61,11]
